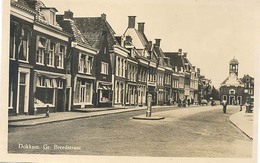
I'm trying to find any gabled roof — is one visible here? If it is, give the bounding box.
[73,17,118,50]
[221,73,244,87]
[123,28,150,57]
[22,0,62,30]
[11,0,37,15]
[153,45,167,67]
[164,52,184,68]
[56,15,96,51]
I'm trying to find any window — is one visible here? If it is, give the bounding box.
[57,45,65,68]
[229,89,235,95]
[79,53,93,74]
[49,11,55,25]
[35,88,54,106]
[100,90,112,102]
[75,80,92,104]
[36,37,46,64]
[223,95,227,101]
[101,62,108,74]
[57,79,63,89]
[10,22,17,59]
[8,75,14,108]
[35,77,55,107]
[18,27,30,62]
[47,42,55,66]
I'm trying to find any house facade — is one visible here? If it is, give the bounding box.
[9,0,36,115]
[220,58,244,105]
[57,10,98,110]
[123,17,152,106]
[241,74,254,104]
[9,0,71,115]
[74,14,128,107]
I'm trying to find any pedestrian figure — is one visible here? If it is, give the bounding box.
[245,101,250,113]
[240,104,243,111]
[169,97,172,106]
[211,100,214,106]
[187,99,190,107]
[222,100,227,113]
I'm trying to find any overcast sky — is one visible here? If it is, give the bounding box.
[43,0,260,88]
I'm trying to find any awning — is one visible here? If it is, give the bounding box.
[35,70,67,79]
[98,83,112,90]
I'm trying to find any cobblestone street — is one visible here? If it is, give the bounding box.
[8,106,252,157]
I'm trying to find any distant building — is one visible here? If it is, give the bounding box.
[219,58,245,105]
[241,74,254,104]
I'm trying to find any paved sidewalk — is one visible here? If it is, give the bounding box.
[229,107,254,140]
[8,105,180,127]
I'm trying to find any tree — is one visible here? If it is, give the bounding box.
[210,86,220,100]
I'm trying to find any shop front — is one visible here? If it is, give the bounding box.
[96,81,113,107]
[33,71,67,114]
[126,83,137,106]
[73,75,94,109]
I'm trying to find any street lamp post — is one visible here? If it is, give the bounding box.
[146,94,152,117]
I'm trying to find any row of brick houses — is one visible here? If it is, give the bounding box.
[9,0,210,115]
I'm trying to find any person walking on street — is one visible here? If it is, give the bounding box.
[222,100,227,113]
[245,101,250,113]
[240,104,243,111]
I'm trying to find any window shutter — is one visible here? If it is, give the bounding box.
[55,42,60,56]
[64,46,67,68]
[45,39,50,54]
[36,35,40,52]
[44,39,49,64]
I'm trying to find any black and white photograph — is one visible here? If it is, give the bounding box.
[0,0,259,162]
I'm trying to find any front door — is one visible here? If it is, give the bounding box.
[18,72,26,114]
[229,96,235,105]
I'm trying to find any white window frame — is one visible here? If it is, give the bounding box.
[47,42,55,67]
[36,37,46,65]
[10,22,16,60]
[101,62,108,75]
[57,45,65,68]
[79,53,92,74]
[18,27,29,62]
[229,89,235,95]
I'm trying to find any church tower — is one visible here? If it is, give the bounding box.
[229,57,239,76]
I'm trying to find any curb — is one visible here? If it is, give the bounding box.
[8,107,150,127]
[8,105,202,127]
[229,116,253,140]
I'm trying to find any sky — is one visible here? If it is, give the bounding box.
[43,0,260,88]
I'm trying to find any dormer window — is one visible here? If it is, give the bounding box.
[40,7,58,25]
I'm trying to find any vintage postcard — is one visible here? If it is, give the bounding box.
[0,0,259,163]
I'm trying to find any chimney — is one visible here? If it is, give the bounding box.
[197,68,201,76]
[178,49,182,54]
[138,22,145,33]
[64,10,73,20]
[128,16,136,28]
[183,52,187,58]
[101,13,106,21]
[155,39,161,47]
